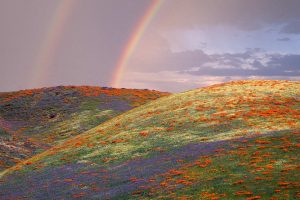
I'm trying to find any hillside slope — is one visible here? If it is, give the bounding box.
[0,86,169,170]
[0,80,299,199]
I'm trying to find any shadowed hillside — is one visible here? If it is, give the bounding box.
[0,80,299,199]
[0,86,170,170]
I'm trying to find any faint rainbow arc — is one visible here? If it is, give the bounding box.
[31,0,75,87]
[110,0,164,88]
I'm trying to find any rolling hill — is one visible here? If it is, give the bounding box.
[0,80,299,199]
[0,86,169,170]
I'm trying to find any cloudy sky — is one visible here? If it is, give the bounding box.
[1,0,300,92]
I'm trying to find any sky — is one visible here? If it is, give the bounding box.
[0,0,300,93]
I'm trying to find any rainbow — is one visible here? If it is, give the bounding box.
[31,0,76,87]
[110,0,164,88]
[31,0,163,88]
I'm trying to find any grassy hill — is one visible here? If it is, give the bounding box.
[0,86,169,170]
[0,80,299,199]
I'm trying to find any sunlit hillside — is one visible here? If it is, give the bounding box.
[0,80,299,199]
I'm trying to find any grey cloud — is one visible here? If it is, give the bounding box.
[130,45,211,72]
[277,37,291,41]
[131,37,300,77]
[184,50,300,77]
[160,0,300,31]
[268,54,300,71]
[281,21,300,34]
[128,31,212,72]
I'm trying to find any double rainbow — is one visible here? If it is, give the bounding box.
[32,0,163,88]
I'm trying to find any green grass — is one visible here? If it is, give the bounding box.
[5,80,299,174]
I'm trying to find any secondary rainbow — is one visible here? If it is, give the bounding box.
[31,0,75,87]
[110,0,164,88]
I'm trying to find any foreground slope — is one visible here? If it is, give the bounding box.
[0,86,169,170]
[0,80,299,199]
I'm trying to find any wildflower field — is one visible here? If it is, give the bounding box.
[0,80,299,199]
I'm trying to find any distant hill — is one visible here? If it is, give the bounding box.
[0,86,170,170]
[0,80,299,199]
